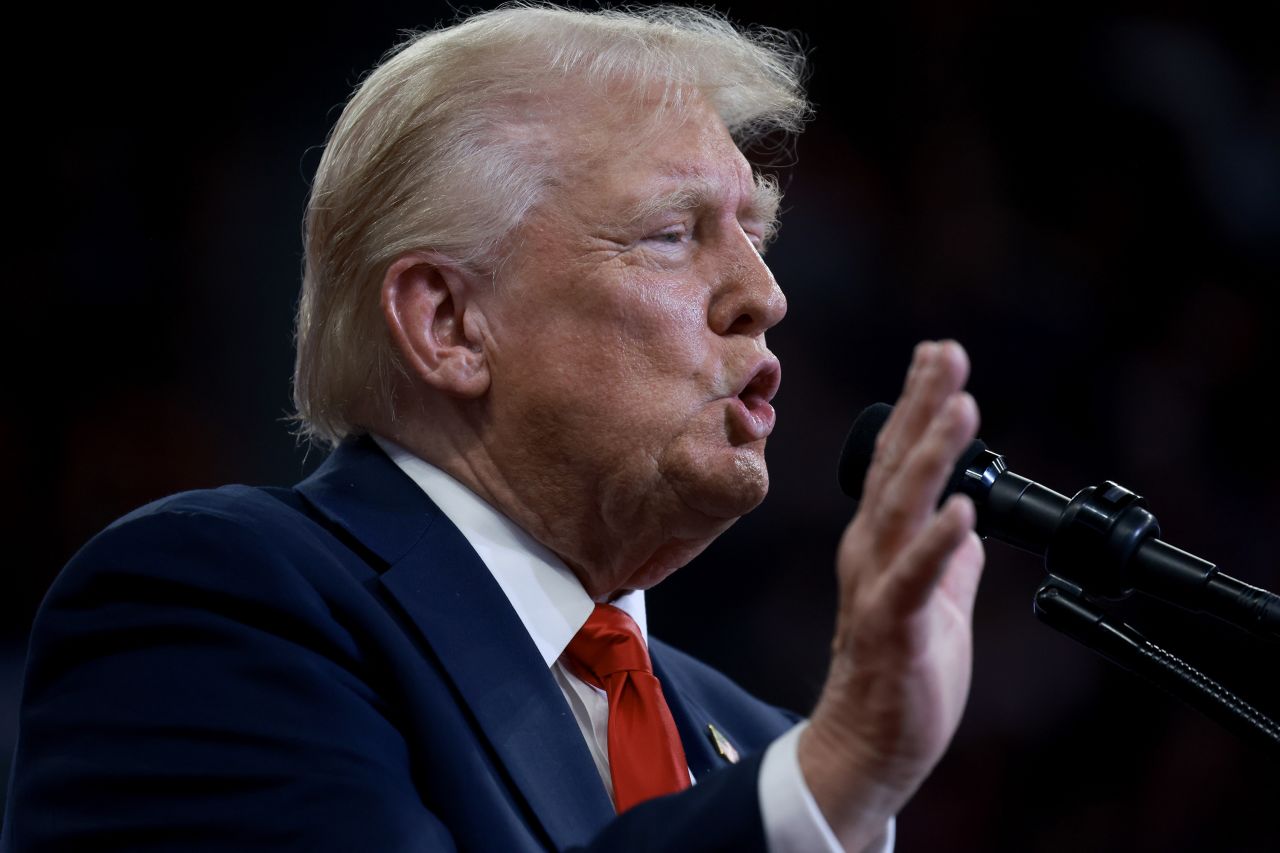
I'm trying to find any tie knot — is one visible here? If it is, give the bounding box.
[564,603,652,685]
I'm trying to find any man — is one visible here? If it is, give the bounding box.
[4,6,983,851]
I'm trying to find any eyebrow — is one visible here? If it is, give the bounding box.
[623,173,782,236]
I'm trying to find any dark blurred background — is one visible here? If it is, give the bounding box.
[7,1,1278,849]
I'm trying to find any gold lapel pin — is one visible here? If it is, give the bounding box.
[705,723,740,764]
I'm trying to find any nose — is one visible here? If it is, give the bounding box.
[707,234,787,337]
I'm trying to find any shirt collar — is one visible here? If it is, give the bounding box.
[372,435,647,667]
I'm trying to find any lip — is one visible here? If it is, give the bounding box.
[726,357,781,443]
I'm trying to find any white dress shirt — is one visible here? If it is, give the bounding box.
[375,436,892,852]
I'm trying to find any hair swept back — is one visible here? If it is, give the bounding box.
[292,3,810,447]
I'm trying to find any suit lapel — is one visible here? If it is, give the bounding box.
[650,647,733,781]
[296,439,614,849]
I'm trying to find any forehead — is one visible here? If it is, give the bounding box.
[545,84,761,217]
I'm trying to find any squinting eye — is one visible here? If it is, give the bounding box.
[743,234,766,256]
[642,229,692,254]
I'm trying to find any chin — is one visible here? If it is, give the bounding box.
[670,443,771,522]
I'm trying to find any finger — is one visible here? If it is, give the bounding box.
[883,493,978,615]
[869,342,937,473]
[872,391,979,547]
[885,341,969,459]
[864,341,970,501]
[938,531,985,617]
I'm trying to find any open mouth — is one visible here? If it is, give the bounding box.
[729,359,781,442]
[738,359,781,409]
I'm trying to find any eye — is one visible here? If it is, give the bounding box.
[647,228,689,246]
[740,222,769,256]
[642,226,693,255]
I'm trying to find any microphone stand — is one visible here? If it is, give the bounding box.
[1016,479,1280,753]
[1033,575,1278,751]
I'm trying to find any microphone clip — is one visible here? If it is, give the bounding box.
[1047,480,1162,601]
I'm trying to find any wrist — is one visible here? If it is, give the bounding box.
[797,717,907,853]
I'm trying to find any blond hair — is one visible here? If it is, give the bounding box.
[293,3,809,446]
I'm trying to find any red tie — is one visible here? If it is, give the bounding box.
[563,603,691,812]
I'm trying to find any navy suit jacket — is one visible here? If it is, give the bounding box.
[4,437,798,851]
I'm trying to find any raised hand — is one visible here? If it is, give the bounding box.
[799,340,985,851]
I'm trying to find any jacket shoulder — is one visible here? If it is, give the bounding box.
[10,486,455,851]
[107,483,309,539]
[43,483,375,630]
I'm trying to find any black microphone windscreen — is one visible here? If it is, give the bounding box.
[838,403,893,501]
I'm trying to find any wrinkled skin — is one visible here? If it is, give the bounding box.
[382,89,785,599]
[802,341,984,851]
[379,84,983,851]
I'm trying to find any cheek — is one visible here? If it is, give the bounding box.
[544,288,712,390]
[629,285,708,340]
[610,287,714,380]
[656,423,771,519]
[495,272,717,429]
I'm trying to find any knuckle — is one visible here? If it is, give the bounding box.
[875,493,913,532]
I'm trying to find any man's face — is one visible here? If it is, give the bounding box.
[478,89,786,594]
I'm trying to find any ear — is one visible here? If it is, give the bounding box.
[381,252,491,398]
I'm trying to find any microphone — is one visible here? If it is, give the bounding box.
[839,402,1279,641]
